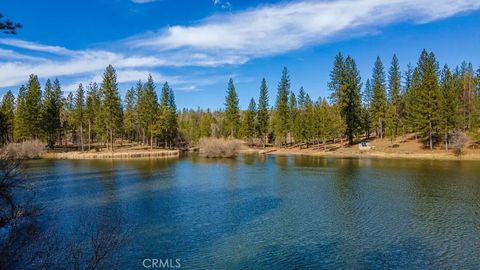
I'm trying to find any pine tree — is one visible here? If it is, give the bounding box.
[317,98,332,150]
[328,53,345,103]
[168,87,178,147]
[371,57,387,139]
[362,79,373,139]
[137,76,158,147]
[42,79,62,148]
[224,78,240,138]
[303,94,315,143]
[386,54,402,141]
[257,78,269,144]
[404,63,413,93]
[242,98,257,141]
[460,62,475,129]
[330,103,346,144]
[73,84,85,151]
[0,90,15,144]
[273,67,290,145]
[416,50,441,149]
[405,67,421,137]
[100,65,123,152]
[330,55,362,144]
[295,87,307,143]
[123,87,137,141]
[473,67,480,137]
[439,65,460,150]
[85,82,101,150]
[344,57,363,144]
[288,92,297,144]
[199,110,213,138]
[25,74,43,139]
[158,82,177,148]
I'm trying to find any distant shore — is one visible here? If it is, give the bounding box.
[244,136,480,161]
[260,148,480,161]
[42,149,180,160]
[39,134,480,161]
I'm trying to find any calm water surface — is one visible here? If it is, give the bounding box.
[26,155,480,269]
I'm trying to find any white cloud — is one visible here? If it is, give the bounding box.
[132,0,480,59]
[0,38,74,55]
[1,0,480,90]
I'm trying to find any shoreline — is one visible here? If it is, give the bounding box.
[260,148,480,161]
[42,149,180,160]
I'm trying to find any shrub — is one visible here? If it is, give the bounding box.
[2,140,45,159]
[198,137,242,158]
[451,130,467,156]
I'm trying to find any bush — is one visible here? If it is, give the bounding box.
[198,137,242,158]
[451,130,467,156]
[2,140,45,159]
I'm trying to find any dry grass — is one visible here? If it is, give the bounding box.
[2,140,45,159]
[198,137,243,158]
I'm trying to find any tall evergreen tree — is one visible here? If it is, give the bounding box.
[288,92,297,143]
[439,65,460,150]
[387,54,402,141]
[371,57,387,139]
[0,90,15,144]
[25,74,43,139]
[362,79,373,138]
[158,82,177,148]
[328,53,345,103]
[224,78,240,138]
[257,78,269,144]
[123,87,137,141]
[460,62,475,129]
[100,65,123,152]
[303,94,315,143]
[73,83,85,151]
[241,98,257,140]
[342,57,363,144]
[137,76,158,146]
[42,79,62,148]
[168,87,178,146]
[473,67,480,137]
[273,67,290,145]
[295,87,307,143]
[85,82,100,150]
[329,55,362,144]
[416,50,441,149]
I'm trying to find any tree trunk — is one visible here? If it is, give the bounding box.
[110,128,114,153]
[80,123,84,152]
[88,121,91,151]
[445,131,449,151]
[150,132,153,151]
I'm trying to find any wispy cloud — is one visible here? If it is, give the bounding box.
[0,38,74,55]
[132,0,480,60]
[1,0,480,90]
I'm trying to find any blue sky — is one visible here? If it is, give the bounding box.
[1,0,479,109]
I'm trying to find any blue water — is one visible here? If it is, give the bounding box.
[26,155,480,269]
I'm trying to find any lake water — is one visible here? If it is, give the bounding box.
[26,155,480,269]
